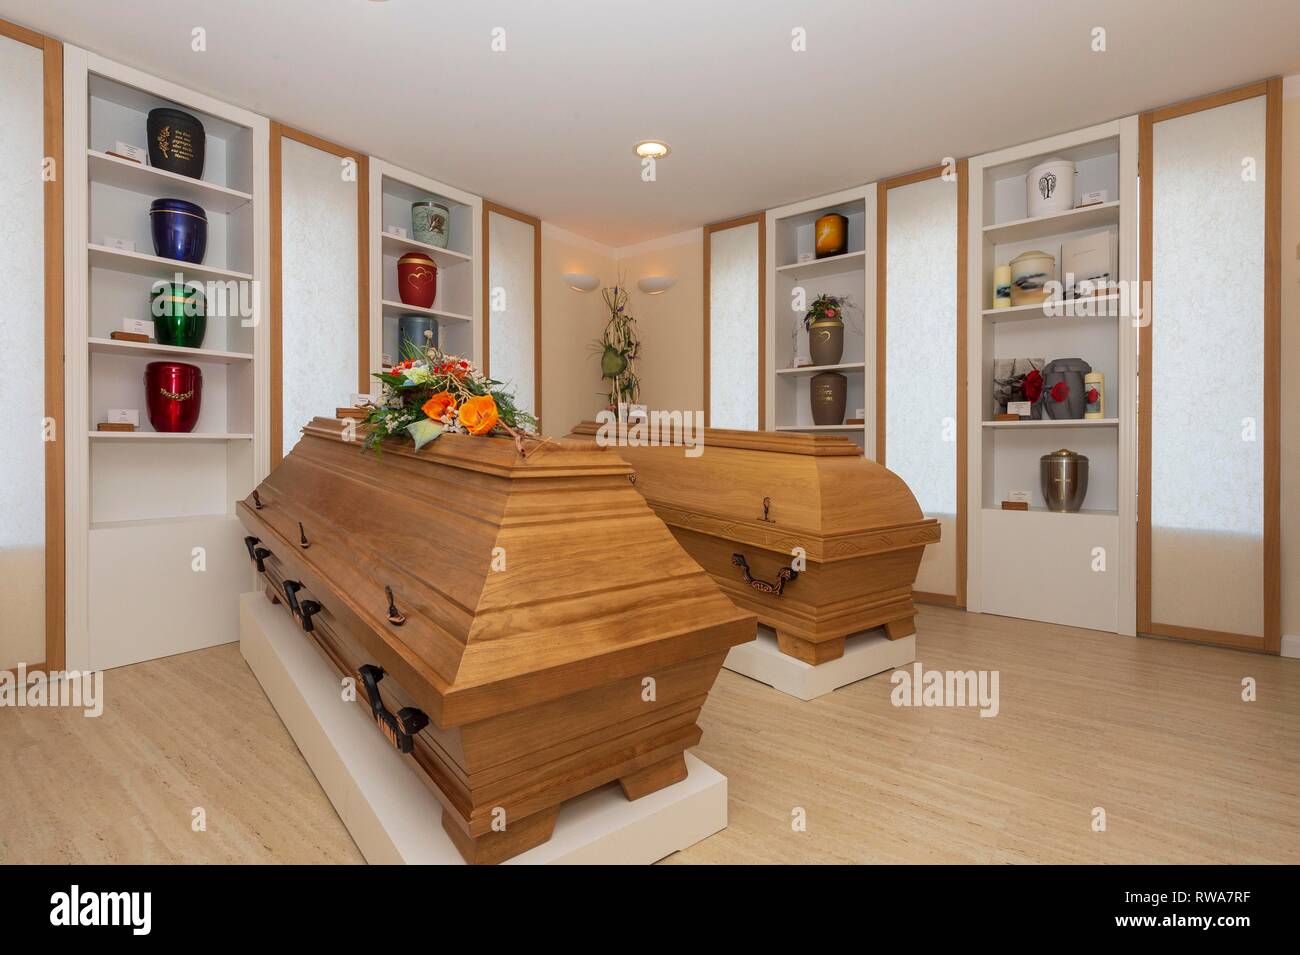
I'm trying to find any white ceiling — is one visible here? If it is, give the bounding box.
[4,0,1299,246]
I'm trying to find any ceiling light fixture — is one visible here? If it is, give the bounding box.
[562,272,599,292]
[634,140,671,159]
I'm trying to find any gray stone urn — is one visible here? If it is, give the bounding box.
[1040,357,1093,420]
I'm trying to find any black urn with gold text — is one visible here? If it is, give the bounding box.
[147,107,205,179]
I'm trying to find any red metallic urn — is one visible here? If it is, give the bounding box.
[397,251,438,309]
[145,361,202,433]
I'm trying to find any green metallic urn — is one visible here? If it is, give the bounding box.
[150,283,207,349]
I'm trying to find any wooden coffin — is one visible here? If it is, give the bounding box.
[568,421,939,665]
[236,418,754,863]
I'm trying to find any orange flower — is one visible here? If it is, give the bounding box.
[457,394,499,436]
[421,390,457,420]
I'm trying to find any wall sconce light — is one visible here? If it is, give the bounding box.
[636,276,677,295]
[562,273,599,292]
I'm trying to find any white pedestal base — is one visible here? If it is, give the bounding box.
[723,625,916,701]
[238,592,728,864]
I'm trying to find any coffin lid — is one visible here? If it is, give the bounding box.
[567,420,938,562]
[237,418,754,727]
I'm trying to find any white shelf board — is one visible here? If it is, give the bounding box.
[380,230,472,269]
[379,299,472,323]
[983,201,1120,245]
[982,293,1122,323]
[982,417,1118,429]
[775,249,866,279]
[88,430,254,441]
[88,243,253,283]
[88,336,253,364]
[984,505,1118,518]
[776,362,866,377]
[87,149,252,213]
[90,512,238,532]
[774,424,865,432]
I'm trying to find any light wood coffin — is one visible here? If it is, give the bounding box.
[568,421,939,665]
[236,418,754,863]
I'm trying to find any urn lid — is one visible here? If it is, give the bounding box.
[398,251,437,267]
[149,197,207,220]
[1043,357,1092,373]
[1010,249,1054,266]
[148,106,202,126]
[1041,448,1087,462]
[145,360,202,378]
[412,200,448,210]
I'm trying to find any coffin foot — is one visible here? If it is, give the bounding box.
[884,617,916,641]
[619,752,688,801]
[776,631,844,665]
[441,806,559,865]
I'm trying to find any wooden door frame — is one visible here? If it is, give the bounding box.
[481,200,542,425]
[1,18,64,672]
[1138,78,1281,653]
[703,213,767,429]
[268,123,369,465]
[876,163,968,608]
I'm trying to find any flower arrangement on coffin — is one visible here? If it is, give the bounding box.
[363,336,538,455]
[591,281,640,408]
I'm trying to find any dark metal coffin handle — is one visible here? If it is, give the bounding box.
[251,489,264,510]
[281,579,304,617]
[299,599,322,633]
[732,553,798,596]
[243,536,272,573]
[358,664,429,754]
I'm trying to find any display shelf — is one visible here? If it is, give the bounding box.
[982,293,1122,323]
[88,336,252,364]
[379,299,472,323]
[765,185,875,447]
[369,159,482,387]
[982,200,1119,245]
[981,417,1118,429]
[65,47,270,672]
[88,430,254,441]
[87,149,252,213]
[965,117,1137,636]
[379,230,473,269]
[88,243,252,283]
[982,504,1119,517]
[774,250,866,279]
[775,361,866,377]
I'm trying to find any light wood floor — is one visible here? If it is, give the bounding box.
[3,606,1298,864]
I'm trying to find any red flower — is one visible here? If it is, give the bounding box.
[825,308,836,319]
[1049,381,1069,403]
[1086,387,1100,404]
[1022,369,1043,402]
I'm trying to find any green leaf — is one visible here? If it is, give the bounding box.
[405,419,445,451]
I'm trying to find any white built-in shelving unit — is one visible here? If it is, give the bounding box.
[368,160,481,380]
[64,47,270,670]
[764,185,876,451]
[965,118,1138,635]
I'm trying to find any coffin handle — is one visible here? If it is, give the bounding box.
[299,598,322,633]
[357,664,429,754]
[731,553,798,596]
[281,579,304,617]
[243,536,272,573]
